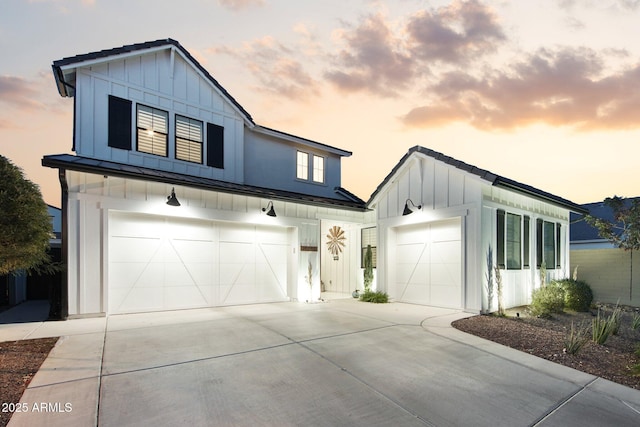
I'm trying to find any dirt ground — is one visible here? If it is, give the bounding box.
[452,305,640,390]
[0,337,58,427]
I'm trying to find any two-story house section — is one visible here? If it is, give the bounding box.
[43,39,371,318]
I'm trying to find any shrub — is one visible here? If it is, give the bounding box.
[553,279,593,312]
[564,321,589,355]
[359,290,389,303]
[529,284,565,318]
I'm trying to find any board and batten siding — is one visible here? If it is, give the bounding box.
[73,49,245,184]
[63,170,367,316]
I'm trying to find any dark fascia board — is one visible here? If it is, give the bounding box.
[42,154,368,212]
[51,38,255,125]
[253,126,352,157]
[367,145,588,214]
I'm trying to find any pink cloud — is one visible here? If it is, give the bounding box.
[402,47,640,130]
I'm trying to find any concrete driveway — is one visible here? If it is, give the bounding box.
[3,299,640,426]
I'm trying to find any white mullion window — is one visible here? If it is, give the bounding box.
[297,151,309,180]
[137,104,168,157]
[176,115,203,164]
[313,155,325,183]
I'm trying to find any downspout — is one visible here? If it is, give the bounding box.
[57,169,69,319]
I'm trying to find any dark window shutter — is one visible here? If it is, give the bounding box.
[496,210,505,269]
[523,216,530,268]
[536,219,543,268]
[108,96,132,150]
[207,123,224,169]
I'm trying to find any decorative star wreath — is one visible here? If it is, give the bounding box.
[326,226,346,260]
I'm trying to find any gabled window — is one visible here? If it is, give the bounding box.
[361,227,377,268]
[175,115,203,164]
[313,155,325,183]
[297,151,309,180]
[137,105,168,157]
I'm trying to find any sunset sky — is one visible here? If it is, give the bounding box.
[1,0,639,208]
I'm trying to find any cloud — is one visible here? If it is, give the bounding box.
[209,36,319,101]
[324,1,505,96]
[325,13,414,96]
[401,47,640,131]
[0,75,45,110]
[218,0,265,11]
[405,0,505,64]
[0,73,69,129]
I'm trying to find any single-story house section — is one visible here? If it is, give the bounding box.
[570,198,640,307]
[367,146,587,313]
[42,39,586,318]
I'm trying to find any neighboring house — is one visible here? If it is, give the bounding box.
[367,147,587,313]
[0,205,62,306]
[42,39,586,318]
[570,199,640,307]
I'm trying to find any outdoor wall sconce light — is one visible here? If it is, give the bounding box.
[166,187,181,206]
[402,199,422,216]
[262,201,277,217]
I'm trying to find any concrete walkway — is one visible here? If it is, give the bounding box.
[1,300,640,426]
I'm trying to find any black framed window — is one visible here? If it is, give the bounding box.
[536,219,559,269]
[108,95,132,150]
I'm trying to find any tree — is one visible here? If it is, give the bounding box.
[585,196,640,300]
[0,155,54,275]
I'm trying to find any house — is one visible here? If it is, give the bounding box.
[368,146,587,313]
[570,198,640,307]
[42,39,586,318]
[43,39,372,318]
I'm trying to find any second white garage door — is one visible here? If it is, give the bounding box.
[108,212,290,314]
[394,218,462,309]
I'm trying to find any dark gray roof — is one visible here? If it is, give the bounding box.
[52,38,254,124]
[570,197,640,242]
[368,145,588,214]
[42,154,367,211]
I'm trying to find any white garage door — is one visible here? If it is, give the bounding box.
[108,211,289,314]
[394,218,462,308]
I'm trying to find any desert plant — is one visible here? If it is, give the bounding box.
[495,265,504,316]
[553,279,593,312]
[485,246,494,313]
[529,283,565,318]
[363,244,374,293]
[632,313,640,331]
[609,304,622,336]
[359,290,389,303]
[592,308,616,345]
[564,321,589,355]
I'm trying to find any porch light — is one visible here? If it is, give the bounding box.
[402,199,421,216]
[166,187,181,206]
[262,201,277,217]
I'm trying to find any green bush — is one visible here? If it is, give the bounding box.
[553,279,593,312]
[529,284,565,318]
[359,290,389,303]
[564,321,589,355]
[592,308,615,345]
